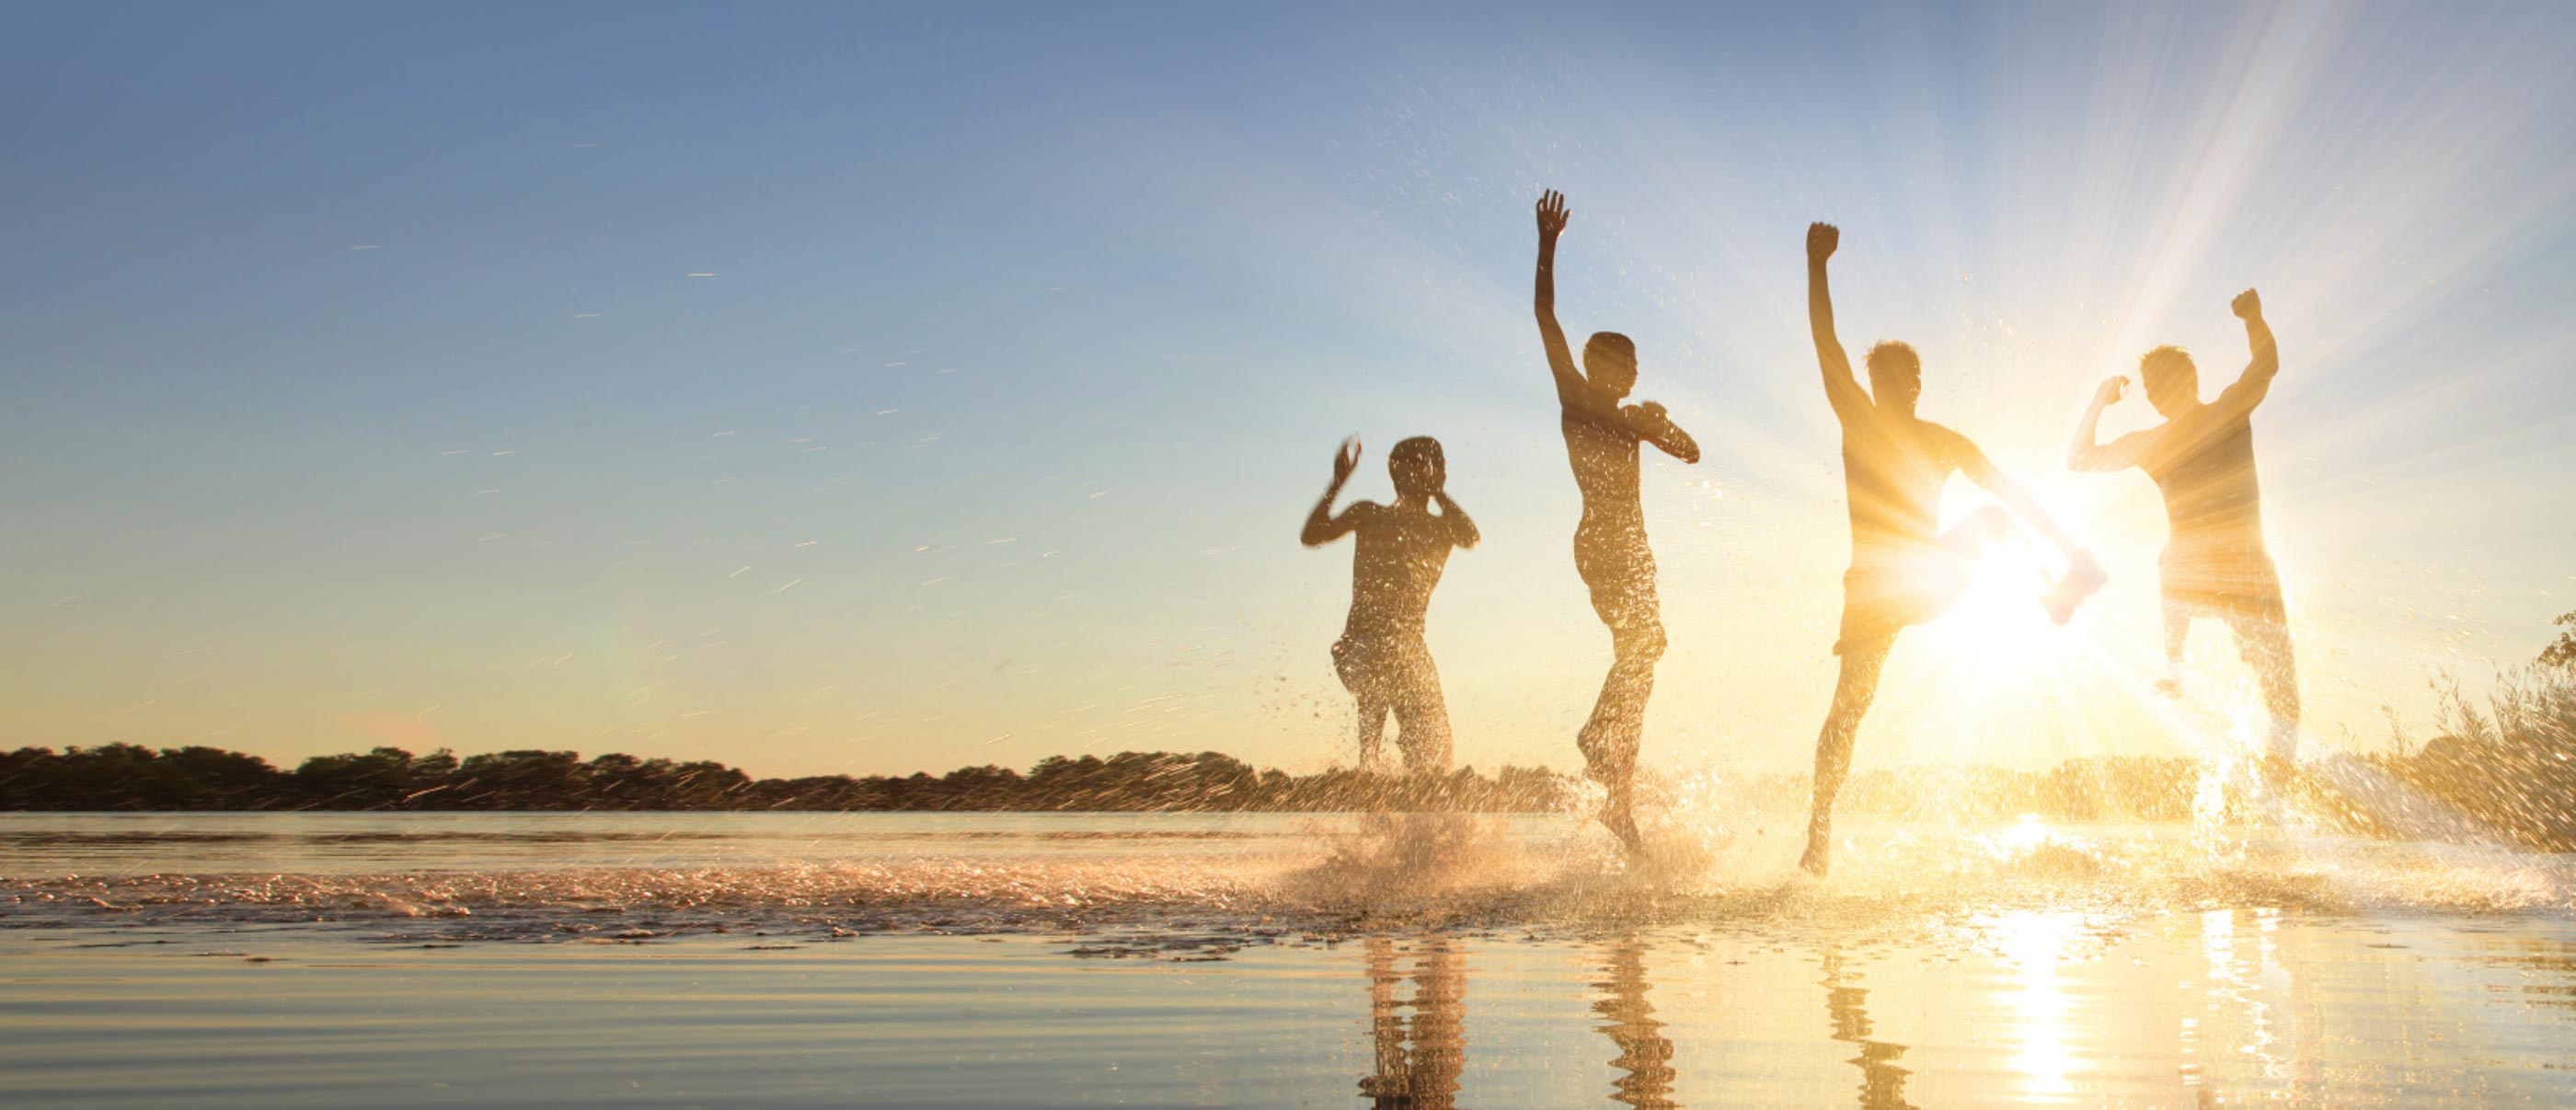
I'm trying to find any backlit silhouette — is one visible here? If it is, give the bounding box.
[2069,288,2297,788]
[1800,221,2103,876]
[1305,435,1480,774]
[1533,189,1702,850]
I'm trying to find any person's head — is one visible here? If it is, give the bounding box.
[1865,341,1922,415]
[1387,436,1445,500]
[1583,331,1638,399]
[2139,345,2199,417]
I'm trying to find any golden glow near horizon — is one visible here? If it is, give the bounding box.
[4,3,2570,780]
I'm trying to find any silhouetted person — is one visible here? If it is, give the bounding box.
[1533,189,1701,850]
[1361,934,1466,1109]
[1593,936,1679,1109]
[1800,222,2103,876]
[1305,435,1479,774]
[2069,289,2297,787]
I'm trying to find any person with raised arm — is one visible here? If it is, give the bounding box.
[1305,434,1479,775]
[2068,289,2298,792]
[1532,189,1700,850]
[1799,221,2104,877]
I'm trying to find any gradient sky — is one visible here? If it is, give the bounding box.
[5,2,2571,780]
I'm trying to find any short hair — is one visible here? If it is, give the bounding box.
[1864,341,1920,385]
[1387,436,1443,471]
[2139,345,2197,387]
[1583,331,1636,367]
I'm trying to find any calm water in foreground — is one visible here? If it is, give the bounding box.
[4,811,2573,1107]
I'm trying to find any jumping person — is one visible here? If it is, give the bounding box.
[2068,289,2297,790]
[1304,435,1480,774]
[1800,222,2103,876]
[1532,189,1701,850]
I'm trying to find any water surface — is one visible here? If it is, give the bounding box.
[5,812,2572,1107]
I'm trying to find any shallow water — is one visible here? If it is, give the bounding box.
[5,812,2574,1106]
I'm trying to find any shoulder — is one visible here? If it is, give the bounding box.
[1920,421,1976,458]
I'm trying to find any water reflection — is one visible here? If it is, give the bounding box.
[1361,934,1465,1108]
[1820,947,1916,1110]
[1593,936,1678,1108]
[1985,910,2085,1099]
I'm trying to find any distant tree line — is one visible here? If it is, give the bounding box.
[0,745,1567,814]
[5,610,2567,846]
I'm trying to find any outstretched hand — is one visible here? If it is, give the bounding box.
[1807,222,1839,262]
[2093,376,2128,407]
[2232,288,2262,320]
[1535,190,1570,241]
[1331,436,1362,485]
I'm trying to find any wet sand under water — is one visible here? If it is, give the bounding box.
[4,812,2574,1106]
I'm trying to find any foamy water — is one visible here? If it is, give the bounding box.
[6,812,2573,1106]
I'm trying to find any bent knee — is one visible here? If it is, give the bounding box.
[1966,504,2015,543]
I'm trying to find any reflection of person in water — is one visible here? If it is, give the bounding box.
[1821,948,1917,1110]
[1532,189,1702,850]
[1593,936,1679,1109]
[1361,934,1466,1109]
[2069,289,2298,789]
[1305,436,1479,774]
[1800,222,2104,877]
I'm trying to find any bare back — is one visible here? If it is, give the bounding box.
[1341,502,1460,639]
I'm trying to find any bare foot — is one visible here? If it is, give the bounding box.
[1798,834,1830,877]
[1601,793,1644,856]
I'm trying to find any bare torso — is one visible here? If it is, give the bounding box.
[1562,406,1648,581]
[1341,502,1458,639]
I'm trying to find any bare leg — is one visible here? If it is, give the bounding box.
[1803,640,1892,876]
[1355,694,1390,773]
[2156,597,2191,697]
[2232,600,2300,792]
[1939,504,2015,559]
[1392,642,1454,776]
[1579,617,1665,850]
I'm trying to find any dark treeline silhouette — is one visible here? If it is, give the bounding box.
[0,745,1564,815]
[7,613,2568,844]
[6,740,2568,843]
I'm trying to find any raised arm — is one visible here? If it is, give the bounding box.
[1432,491,1480,549]
[1955,436,2086,561]
[1300,437,1365,547]
[2067,376,2156,472]
[1807,223,1870,421]
[2209,288,2278,422]
[1534,190,1591,409]
[1627,400,1700,463]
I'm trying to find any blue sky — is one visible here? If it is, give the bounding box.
[5,2,2571,777]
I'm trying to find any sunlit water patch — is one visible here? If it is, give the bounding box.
[5,813,2575,1106]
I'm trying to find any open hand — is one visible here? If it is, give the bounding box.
[2093,376,2128,407]
[1807,222,1839,261]
[1536,190,1570,240]
[2231,288,2262,320]
[1331,436,1362,484]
